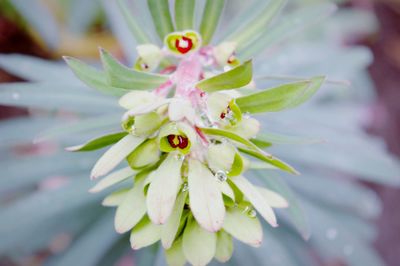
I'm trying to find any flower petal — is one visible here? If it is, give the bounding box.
[257,186,289,208]
[223,207,263,247]
[123,98,171,117]
[161,192,187,249]
[182,218,216,266]
[168,98,196,123]
[147,154,184,224]
[102,188,130,207]
[89,167,135,193]
[90,135,144,179]
[127,139,160,169]
[207,92,231,122]
[215,230,233,263]
[188,159,225,232]
[231,175,278,227]
[213,42,237,67]
[228,117,260,139]
[136,44,163,71]
[119,91,158,110]
[114,176,147,233]
[130,216,161,250]
[217,181,235,201]
[165,238,186,266]
[207,142,236,173]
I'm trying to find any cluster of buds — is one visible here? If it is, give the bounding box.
[66,28,322,266]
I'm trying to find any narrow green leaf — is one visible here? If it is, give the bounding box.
[236,76,325,114]
[64,56,127,96]
[253,132,323,146]
[196,60,252,92]
[147,0,175,40]
[175,0,195,30]
[199,0,225,45]
[238,147,298,175]
[117,0,152,44]
[239,3,337,59]
[66,132,128,152]
[99,48,169,90]
[226,0,286,49]
[200,127,259,151]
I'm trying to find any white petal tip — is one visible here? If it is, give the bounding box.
[65,145,81,152]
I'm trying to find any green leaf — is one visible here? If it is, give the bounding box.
[238,147,298,175]
[147,0,175,40]
[253,132,323,146]
[196,60,252,92]
[175,0,195,30]
[239,3,337,59]
[200,127,259,151]
[236,76,325,113]
[64,56,127,96]
[117,0,152,44]
[66,132,128,152]
[199,0,225,45]
[226,0,286,49]
[99,48,169,90]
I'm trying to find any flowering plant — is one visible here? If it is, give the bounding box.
[63,1,326,265]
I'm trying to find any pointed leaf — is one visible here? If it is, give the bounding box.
[64,56,127,96]
[90,167,136,193]
[66,132,127,152]
[188,159,225,232]
[147,154,184,224]
[100,48,169,90]
[114,176,147,233]
[147,0,175,39]
[90,135,144,179]
[199,0,225,45]
[161,192,187,248]
[130,216,161,250]
[223,207,263,247]
[102,188,130,207]
[236,77,325,114]
[196,60,252,92]
[175,0,195,31]
[227,0,286,49]
[182,219,217,266]
[117,0,151,44]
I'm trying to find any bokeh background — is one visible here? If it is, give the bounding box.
[0,0,399,265]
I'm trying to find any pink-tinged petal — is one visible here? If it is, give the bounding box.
[188,159,225,232]
[146,154,183,224]
[231,175,278,227]
[90,135,144,179]
[223,208,263,247]
[168,98,196,123]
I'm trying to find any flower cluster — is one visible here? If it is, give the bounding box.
[65,10,324,266]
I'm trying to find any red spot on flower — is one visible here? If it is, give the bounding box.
[167,134,189,149]
[220,112,226,119]
[175,36,193,54]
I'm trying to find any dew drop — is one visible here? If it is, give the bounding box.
[175,153,185,161]
[181,182,189,192]
[247,209,257,218]
[215,170,228,182]
[326,228,338,240]
[12,92,20,100]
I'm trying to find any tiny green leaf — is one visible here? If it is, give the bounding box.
[99,48,169,90]
[196,60,253,92]
[175,0,195,31]
[63,56,127,96]
[147,0,175,40]
[117,0,152,44]
[66,132,127,152]
[236,76,325,114]
[199,0,225,45]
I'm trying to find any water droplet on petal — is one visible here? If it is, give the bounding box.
[215,170,228,182]
[181,182,189,192]
[12,92,20,100]
[175,153,185,161]
[247,209,257,218]
[326,228,338,240]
